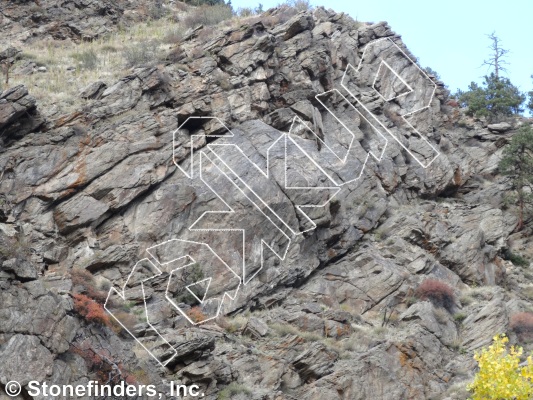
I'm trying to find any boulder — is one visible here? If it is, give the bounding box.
[79,81,107,100]
[1,258,38,280]
[0,334,54,386]
[487,122,512,133]
[292,342,338,381]
[243,317,269,338]
[0,85,43,140]
[53,195,109,234]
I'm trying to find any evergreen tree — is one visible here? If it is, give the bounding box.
[456,33,525,120]
[499,125,533,230]
[458,73,525,119]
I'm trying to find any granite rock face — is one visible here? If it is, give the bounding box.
[0,4,532,400]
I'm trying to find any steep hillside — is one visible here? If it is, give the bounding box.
[1,3,533,400]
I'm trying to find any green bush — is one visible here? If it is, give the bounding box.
[507,251,529,267]
[457,73,525,120]
[453,312,467,323]
[499,125,533,230]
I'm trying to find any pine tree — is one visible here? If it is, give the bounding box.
[457,33,525,120]
[498,125,533,230]
[458,73,525,119]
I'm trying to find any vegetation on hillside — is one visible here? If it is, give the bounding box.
[499,125,533,230]
[0,0,312,116]
[455,33,528,121]
[468,334,533,399]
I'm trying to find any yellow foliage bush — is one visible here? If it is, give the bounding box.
[468,334,533,399]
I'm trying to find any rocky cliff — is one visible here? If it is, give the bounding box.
[1,2,533,400]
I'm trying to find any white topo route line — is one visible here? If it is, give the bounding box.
[105,37,441,366]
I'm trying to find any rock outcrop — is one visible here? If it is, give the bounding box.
[0,3,532,400]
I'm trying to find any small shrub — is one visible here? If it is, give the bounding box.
[100,45,118,53]
[405,296,418,308]
[85,286,108,304]
[163,27,185,44]
[415,278,455,312]
[283,0,312,11]
[468,334,533,399]
[72,49,99,70]
[109,310,139,335]
[18,51,37,61]
[172,263,205,305]
[70,339,135,385]
[468,286,493,301]
[459,293,474,306]
[300,330,322,341]
[447,99,459,108]
[70,268,108,304]
[339,303,352,313]
[183,4,233,30]
[217,315,247,334]
[338,336,360,352]
[218,382,252,400]
[510,312,533,342]
[174,1,188,11]
[213,70,232,90]
[453,312,467,323]
[269,7,299,25]
[433,307,450,324]
[236,7,255,17]
[372,326,387,336]
[71,268,95,288]
[73,293,111,327]
[450,337,462,351]
[147,0,167,20]
[165,45,187,63]
[187,306,207,323]
[522,286,533,301]
[130,368,150,385]
[444,382,470,398]
[123,40,162,68]
[503,249,530,267]
[269,323,298,337]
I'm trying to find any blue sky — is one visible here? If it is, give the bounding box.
[231,0,533,110]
